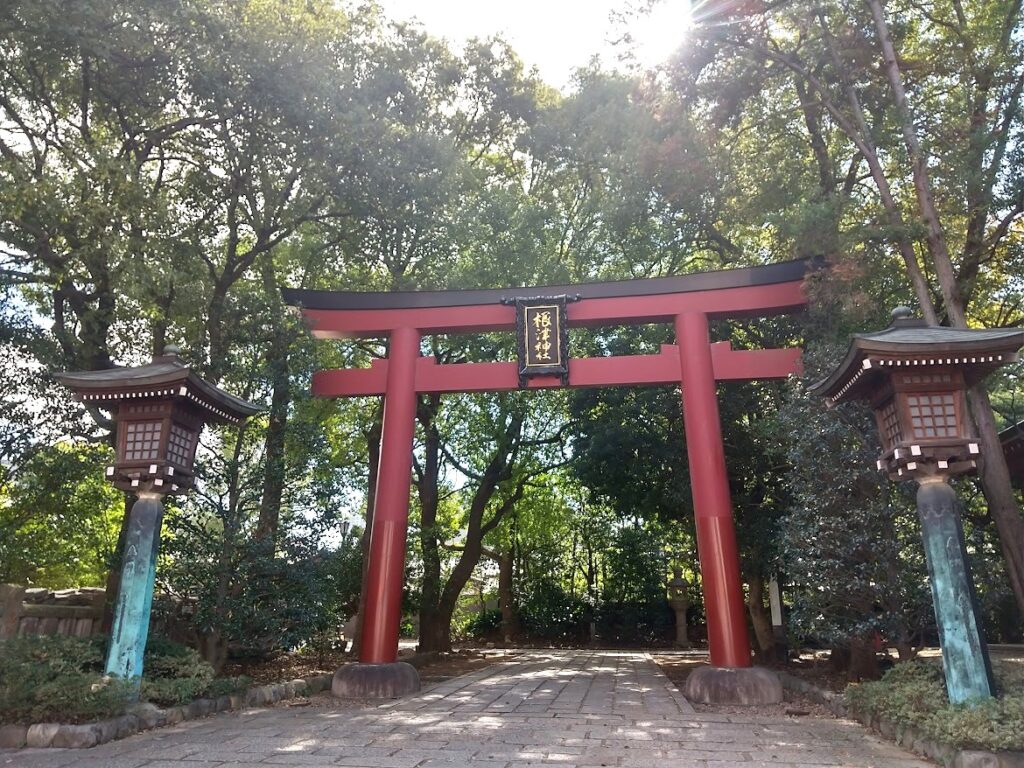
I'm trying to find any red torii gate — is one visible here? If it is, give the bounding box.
[284,258,812,702]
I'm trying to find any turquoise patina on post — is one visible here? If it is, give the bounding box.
[105,494,164,686]
[916,478,994,704]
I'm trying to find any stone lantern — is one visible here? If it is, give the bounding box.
[667,567,691,648]
[811,308,1024,704]
[57,346,257,686]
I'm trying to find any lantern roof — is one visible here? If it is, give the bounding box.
[811,309,1024,405]
[56,346,259,425]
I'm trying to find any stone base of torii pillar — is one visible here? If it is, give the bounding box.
[684,665,783,705]
[332,662,420,699]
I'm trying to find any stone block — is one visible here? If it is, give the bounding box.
[956,751,1001,768]
[333,662,421,699]
[187,698,214,719]
[51,723,100,749]
[129,702,165,730]
[996,752,1024,768]
[682,665,782,705]
[0,724,28,748]
[113,714,140,738]
[25,722,60,748]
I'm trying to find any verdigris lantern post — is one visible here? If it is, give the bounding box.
[57,346,258,689]
[811,308,1024,704]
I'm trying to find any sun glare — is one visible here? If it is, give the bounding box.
[629,0,695,69]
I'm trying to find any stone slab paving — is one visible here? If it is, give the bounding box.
[1,650,934,768]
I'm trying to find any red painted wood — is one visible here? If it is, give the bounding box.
[312,344,802,397]
[676,312,752,669]
[302,280,806,337]
[359,327,419,665]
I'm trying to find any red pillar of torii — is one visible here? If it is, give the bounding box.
[284,258,813,702]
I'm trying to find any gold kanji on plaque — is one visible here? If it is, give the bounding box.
[515,298,569,387]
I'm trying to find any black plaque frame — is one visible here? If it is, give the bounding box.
[513,296,570,387]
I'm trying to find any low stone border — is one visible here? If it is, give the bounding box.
[0,673,334,750]
[0,649,457,751]
[778,671,1024,768]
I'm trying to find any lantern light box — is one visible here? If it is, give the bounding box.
[56,345,258,492]
[813,307,1024,480]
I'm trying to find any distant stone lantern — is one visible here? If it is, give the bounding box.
[811,308,1024,704]
[57,346,258,687]
[667,567,691,649]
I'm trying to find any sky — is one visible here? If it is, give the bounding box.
[375,0,695,90]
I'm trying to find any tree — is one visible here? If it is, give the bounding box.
[0,443,122,588]
[671,0,1024,621]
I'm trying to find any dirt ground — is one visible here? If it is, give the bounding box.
[651,653,838,718]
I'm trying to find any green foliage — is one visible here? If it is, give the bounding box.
[0,443,122,588]
[519,580,590,642]
[0,636,132,724]
[161,511,362,659]
[847,660,1024,751]
[0,635,248,724]
[777,364,932,653]
[461,609,503,640]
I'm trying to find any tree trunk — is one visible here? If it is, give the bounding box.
[498,549,520,641]
[418,603,452,653]
[254,257,291,548]
[746,575,776,663]
[968,386,1024,619]
[847,635,881,682]
[416,395,443,653]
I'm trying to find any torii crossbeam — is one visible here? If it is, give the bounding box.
[284,258,813,703]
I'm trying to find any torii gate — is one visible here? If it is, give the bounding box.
[284,258,812,703]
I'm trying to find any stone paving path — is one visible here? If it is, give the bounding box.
[2,651,934,768]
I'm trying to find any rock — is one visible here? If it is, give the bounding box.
[995,751,1024,768]
[308,675,330,694]
[51,724,100,749]
[0,724,28,749]
[129,702,165,730]
[332,662,421,699]
[291,678,309,696]
[247,687,269,706]
[215,695,232,712]
[113,715,139,738]
[187,699,213,719]
[25,723,60,749]
[163,706,185,725]
[94,718,120,744]
[683,665,783,705]
[956,751,1001,768]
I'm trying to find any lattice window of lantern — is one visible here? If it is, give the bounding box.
[880,398,902,447]
[167,423,195,467]
[124,421,162,461]
[907,393,958,439]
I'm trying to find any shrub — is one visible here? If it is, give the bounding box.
[846,659,1024,751]
[595,600,673,645]
[519,580,589,641]
[462,609,502,639]
[0,635,250,723]
[0,636,130,724]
